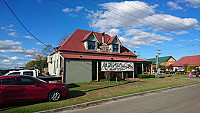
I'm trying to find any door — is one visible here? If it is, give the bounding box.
[18,77,48,100]
[1,77,26,102]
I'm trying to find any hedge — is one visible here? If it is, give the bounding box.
[138,74,155,78]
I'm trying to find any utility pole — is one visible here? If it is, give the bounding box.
[156,49,161,70]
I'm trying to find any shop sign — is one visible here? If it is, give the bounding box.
[101,62,134,71]
[100,45,110,52]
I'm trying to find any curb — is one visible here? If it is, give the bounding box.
[36,82,200,113]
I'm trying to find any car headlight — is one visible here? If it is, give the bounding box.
[61,85,68,88]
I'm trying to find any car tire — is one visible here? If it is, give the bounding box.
[48,90,61,102]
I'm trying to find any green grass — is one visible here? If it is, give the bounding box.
[0,78,197,113]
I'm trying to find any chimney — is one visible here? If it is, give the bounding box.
[102,32,105,44]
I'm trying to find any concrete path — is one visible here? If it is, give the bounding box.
[58,80,200,113]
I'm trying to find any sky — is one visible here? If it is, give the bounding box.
[0,0,200,69]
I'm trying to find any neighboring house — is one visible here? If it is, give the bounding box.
[48,29,151,83]
[147,56,176,69]
[172,55,200,71]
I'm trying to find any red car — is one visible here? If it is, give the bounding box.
[0,75,69,105]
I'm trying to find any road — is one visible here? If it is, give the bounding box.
[59,84,200,113]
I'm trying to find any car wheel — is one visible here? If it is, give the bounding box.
[48,90,61,102]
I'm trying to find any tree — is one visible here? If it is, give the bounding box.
[187,66,196,73]
[57,33,69,45]
[25,44,54,73]
[183,64,188,72]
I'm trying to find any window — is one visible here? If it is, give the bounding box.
[23,71,33,76]
[88,41,95,50]
[113,44,118,52]
[19,77,37,85]
[0,78,18,85]
[8,72,20,75]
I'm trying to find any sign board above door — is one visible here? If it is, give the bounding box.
[101,62,134,71]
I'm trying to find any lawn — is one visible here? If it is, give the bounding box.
[0,78,197,113]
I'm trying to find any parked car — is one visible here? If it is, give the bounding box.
[0,75,69,105]
[4,69,62,82]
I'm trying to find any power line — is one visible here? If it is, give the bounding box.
[91,0,198,40]
[123,1,200,34]
[2,0,48,46]
[52,0,197,43]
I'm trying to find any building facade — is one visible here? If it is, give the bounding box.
[48,29,152,83]
[172,55,200,71]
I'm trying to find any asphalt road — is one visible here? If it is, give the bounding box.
[59,84,200,113]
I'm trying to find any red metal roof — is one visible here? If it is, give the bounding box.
[172,55,200,67]
[60,53,151,62]
[57,29,137,57]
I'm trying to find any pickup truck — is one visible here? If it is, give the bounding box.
[5,69,62,82]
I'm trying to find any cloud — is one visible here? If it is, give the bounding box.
[167,1,183,10]
[183,0,200,8]
[8,32,18,37]
[107,28,121,36]
[119,29,173,48]
[0,40,35,55]
[62,8,73,13]
[7,24,14,27]
[1,27,5,29]
[23,35,34,39]
[89,1,198,33]
[0,54,8,59]
[36,42,43,45]
[10,56,26,61]
[75,6,84,11]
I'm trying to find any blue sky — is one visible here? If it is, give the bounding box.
[0,0,200,68]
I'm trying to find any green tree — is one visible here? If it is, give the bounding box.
[187,65,196,72]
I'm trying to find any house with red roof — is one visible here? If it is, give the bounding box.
[172,55,200,71]
[47,29,152,83]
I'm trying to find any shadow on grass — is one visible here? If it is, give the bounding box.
[84,81,138,92]
[68,83,80,88]
[0,90,85,112]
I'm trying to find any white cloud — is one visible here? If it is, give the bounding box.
[7,24,14,28]
[36,42,43,45]
[0,54,8,59]
[23,35,34,39]
[9,29,16,31]
[183,0,200,8]
[178,40,185,42]
[10,56,26,61]
[1,27,5,29]
[8,32,18,37]
[0,40,35,55]
[167,1,183,10]
[75,6,83,11]
[2,59,10,63]
[89,1,198,33]
[119,29,173,48]
[107,28,121,36]
[62,8,73,13]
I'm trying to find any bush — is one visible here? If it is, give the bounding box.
[138,74,155,79]
[46,72,49,75]
[104,72,111,81]
[187,66,196,73]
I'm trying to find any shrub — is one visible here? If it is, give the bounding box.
[46,72,49,75]
[187,66,196,73]
[104,72,111,81]
[138,74,155,79]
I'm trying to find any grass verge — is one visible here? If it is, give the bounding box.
[0,78,197,113]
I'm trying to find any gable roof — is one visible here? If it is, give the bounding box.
[147,56,174,64]
[172,55,200,67]
[57,29,137,57]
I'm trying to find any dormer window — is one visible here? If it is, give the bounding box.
[88,41,95,50]
[113,44,118,52]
